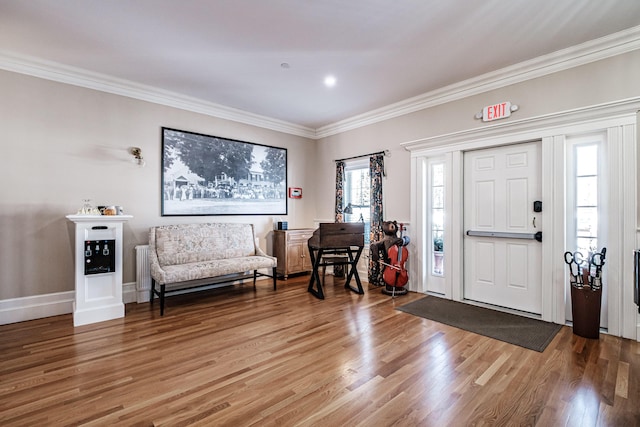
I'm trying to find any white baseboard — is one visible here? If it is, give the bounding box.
[0,291,74,325]
[123,281,137,304]
[0,282,138,325]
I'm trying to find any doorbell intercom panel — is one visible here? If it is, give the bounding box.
[533,201,542,212]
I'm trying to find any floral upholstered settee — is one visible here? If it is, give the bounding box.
[149,223,277,315]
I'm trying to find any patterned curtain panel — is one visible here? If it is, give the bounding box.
[334,161,345,222]
[334,161,345,277]
[368,154,385,285]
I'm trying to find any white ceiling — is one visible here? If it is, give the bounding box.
[1,0,640,133]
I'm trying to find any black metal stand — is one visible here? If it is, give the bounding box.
[381,284,408,297]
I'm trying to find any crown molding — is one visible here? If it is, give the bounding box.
[0,50,317,139]
[315,25,640,139]
[400,96,640,154]
[1,24,639,140]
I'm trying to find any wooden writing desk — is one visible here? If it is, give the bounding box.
[307,223,365,299]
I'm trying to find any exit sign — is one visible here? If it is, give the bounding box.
[482,101,512,122]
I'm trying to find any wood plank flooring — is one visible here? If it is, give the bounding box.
[1,276,638,426]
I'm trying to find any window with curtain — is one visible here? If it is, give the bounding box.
[343,159,371,245]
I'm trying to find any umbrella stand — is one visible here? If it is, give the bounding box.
[570,285,602,339]
[565,248,606,340]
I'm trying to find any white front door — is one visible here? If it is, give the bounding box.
[463,142,542,314]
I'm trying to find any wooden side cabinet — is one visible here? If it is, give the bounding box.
[273,228,314,279]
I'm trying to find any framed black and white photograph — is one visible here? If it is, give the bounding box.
[161,127,287,216]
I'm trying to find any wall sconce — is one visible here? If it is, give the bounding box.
[129,147,145,167]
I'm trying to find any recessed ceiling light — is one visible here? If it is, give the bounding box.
[324,75,337,88]
[281,62,290,69]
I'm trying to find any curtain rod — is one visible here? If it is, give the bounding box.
[334,150,389,163]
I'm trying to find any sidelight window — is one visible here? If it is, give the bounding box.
[573,143,600,254]
[431,162,444,276]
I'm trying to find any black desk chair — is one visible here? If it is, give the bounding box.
[321,253,350,286]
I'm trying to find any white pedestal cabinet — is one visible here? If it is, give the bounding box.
[66,215,132,326]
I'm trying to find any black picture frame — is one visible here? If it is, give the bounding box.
[161,127,287,216]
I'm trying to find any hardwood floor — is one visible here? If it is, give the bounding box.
[1,276,638,426]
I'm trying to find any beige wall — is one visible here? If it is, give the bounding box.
[1,49,639,302]
[315,51,640,224]
[0,70,317,299]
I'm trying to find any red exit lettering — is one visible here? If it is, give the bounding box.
[482,102,512,122]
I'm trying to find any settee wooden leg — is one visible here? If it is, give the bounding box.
[253,270,257,288]
[272,267,277,290]
[160,284,166,316]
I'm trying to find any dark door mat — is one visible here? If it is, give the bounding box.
[397,296,563,352]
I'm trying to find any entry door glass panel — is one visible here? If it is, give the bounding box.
[464,142,542,314]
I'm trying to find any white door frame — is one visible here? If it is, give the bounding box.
[402,98,639,340]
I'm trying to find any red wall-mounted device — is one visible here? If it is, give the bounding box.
[288,187,302,198]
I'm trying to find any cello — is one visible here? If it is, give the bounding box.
[382,223,409,288]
